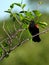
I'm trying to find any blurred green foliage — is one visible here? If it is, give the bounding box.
[5,2,48,28]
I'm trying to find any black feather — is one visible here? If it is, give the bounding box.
[29,20,41,42]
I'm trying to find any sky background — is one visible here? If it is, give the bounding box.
[0,0,49,20]
[0,0,13,20]
[0,0,24,20]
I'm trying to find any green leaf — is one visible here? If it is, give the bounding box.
[39,22,48,26]
[22,4,26,9]
[4,9,11,13]
[0,48,2,52]
[25,12,34,20]
[10,14,12,17]
[38,1,43,5]
[39,24,45,28]
[20,11,34,21]
[33,10,42,17]
[4,11,11,13]
[0,47,2,56]
[22,23,28,29]
[38,22,48,28]
[15,3,21,7]
[20,11,27,13]
[3,42,8,47]
[19,14,24,21]
[10,3,21,9]
[10,4,14,9]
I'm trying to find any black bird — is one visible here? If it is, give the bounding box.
[28,20,41,42]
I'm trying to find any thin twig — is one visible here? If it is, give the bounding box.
[0,44,8,53]
[19,29,25,42]
[3,21,12,42]
[14,22,17,31]
[11,13,22,25]
[0,53,5,61]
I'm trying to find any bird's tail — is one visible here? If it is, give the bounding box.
[32,35,41,42]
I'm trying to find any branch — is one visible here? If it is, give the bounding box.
[0,29,26,44]
[9,27,49,51]
[0,53,5,61]
[0,27,49,61]
[32,28,49,38]
[10,38,29,51]
[0,28,26,61]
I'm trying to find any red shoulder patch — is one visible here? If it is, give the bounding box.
[35,24,39,28]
